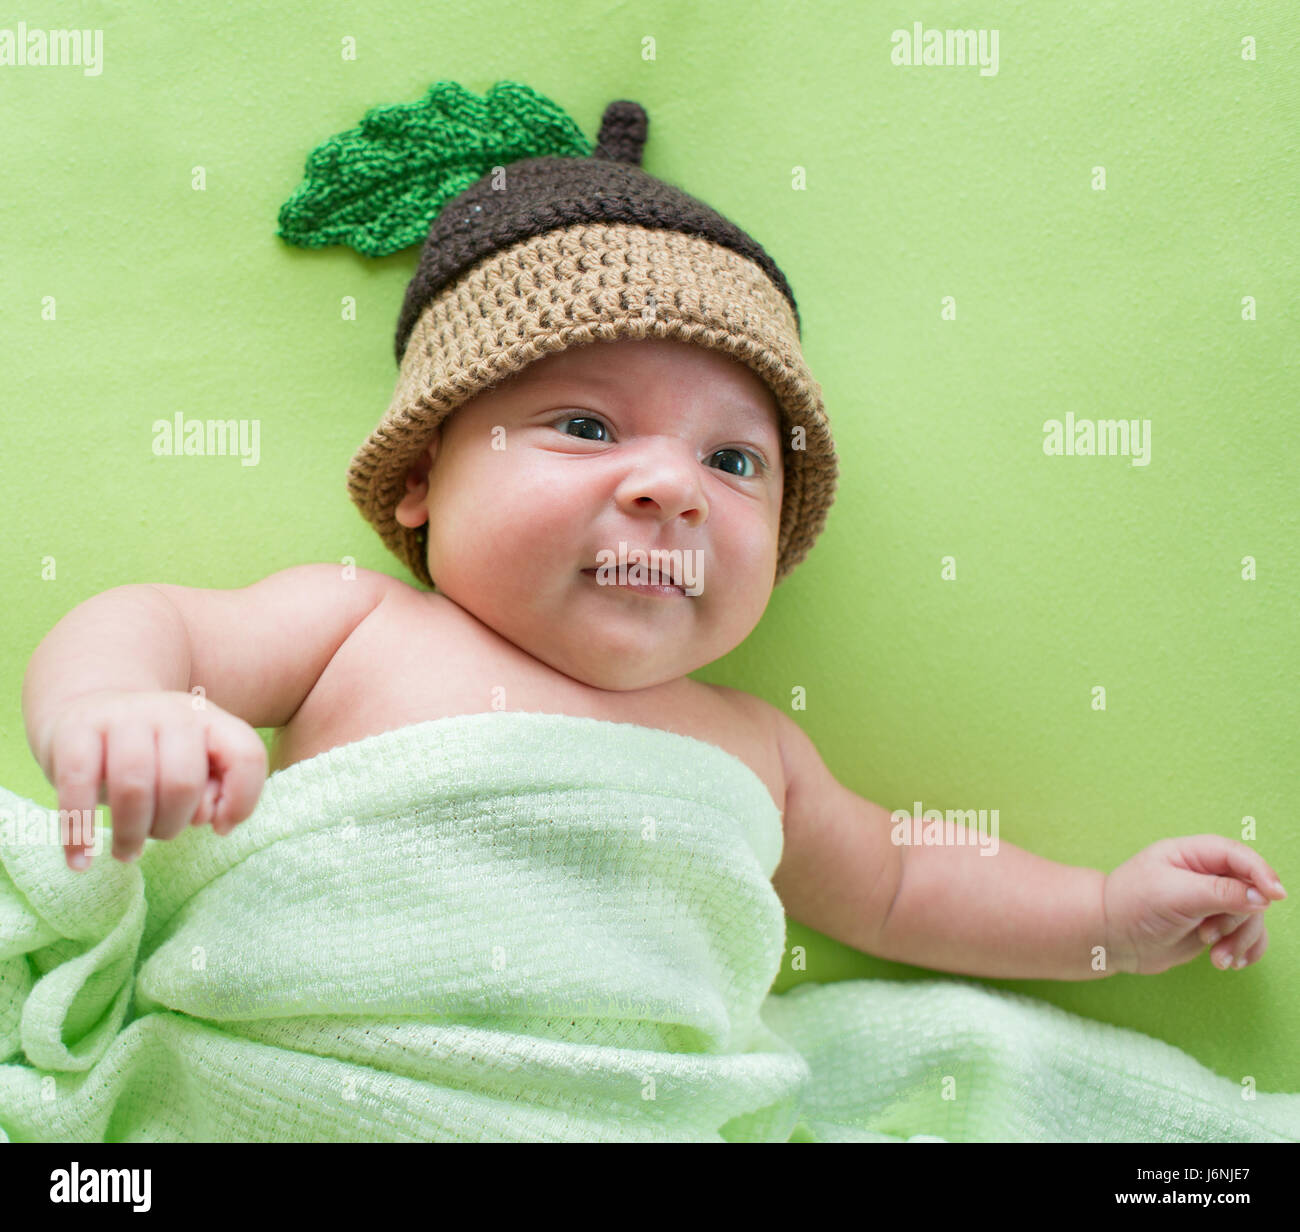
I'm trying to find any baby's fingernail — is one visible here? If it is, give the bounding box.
[1246,888,1265,905]
[1271,879,1287,898]
[69,852,89,871]
[1216,952,1232,969]
[1205,928,1220,945]
[1234,956,1247,970]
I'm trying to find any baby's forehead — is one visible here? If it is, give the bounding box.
[509,340,783,429]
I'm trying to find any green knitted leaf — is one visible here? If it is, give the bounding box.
[277,80,593,257]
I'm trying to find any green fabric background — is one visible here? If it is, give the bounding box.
[1,1,1296,1093]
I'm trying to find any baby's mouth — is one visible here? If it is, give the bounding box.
[580,568,690,596]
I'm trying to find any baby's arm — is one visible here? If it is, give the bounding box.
[764,703,1283,980]
[23,563,398,864]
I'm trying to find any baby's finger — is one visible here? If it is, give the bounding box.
[1174,834,1286,900]
[190,777,220,827]
[105,723,157,862]
[1168,867,1275,924]
[1241,929,1270,967]
[1212,915,1265,970]
[54,723,104,870]
[153,722,207,840]
[1198,913,1247,947]
[205,719,268,833]
[1231,916,1267,966]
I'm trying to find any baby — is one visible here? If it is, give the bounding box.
[19,84,1286,992]
[21,328,1285,985]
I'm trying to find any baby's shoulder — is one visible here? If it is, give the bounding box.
[704,683,786,748]
[302,563,432,623]
[251,561,412,605]
[681,683,784,816]
[709,686,839,810]
[699,683,790,773]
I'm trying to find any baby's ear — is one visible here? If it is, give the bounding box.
[394,437,438,528]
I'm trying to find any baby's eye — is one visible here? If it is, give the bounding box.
[551,415,762,477]
[708,448,758,478]
[554,415,609,442]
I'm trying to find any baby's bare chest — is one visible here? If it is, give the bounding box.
[269,587,786,815]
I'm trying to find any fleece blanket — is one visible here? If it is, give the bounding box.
[1,711,1297,1143]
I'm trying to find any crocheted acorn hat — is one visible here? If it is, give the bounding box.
[277,80,837,589]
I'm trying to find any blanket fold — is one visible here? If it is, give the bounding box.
[2,711,1297,1142]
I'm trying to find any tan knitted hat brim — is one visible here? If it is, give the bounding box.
[346,220,838,589]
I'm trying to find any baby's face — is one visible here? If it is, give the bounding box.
[395,337,784,690]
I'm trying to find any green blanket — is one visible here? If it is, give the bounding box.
[2,712,1297,1142]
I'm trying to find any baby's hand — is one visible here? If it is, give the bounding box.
[1103,835,1286,975]
[41,689,269,871]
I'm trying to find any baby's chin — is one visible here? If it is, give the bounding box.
[432,565,766,683]
[508,608,723,692]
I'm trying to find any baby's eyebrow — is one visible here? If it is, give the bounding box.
[711,399,780,435]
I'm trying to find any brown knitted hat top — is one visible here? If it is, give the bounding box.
[277,80,837,589]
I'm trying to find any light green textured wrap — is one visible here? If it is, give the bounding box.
[1,712,1297,1143]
